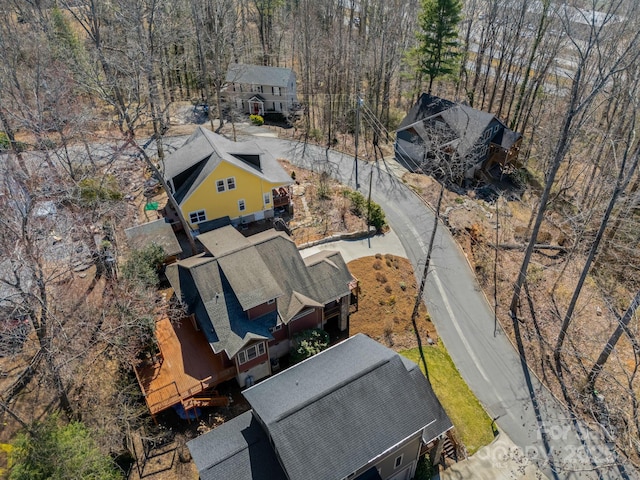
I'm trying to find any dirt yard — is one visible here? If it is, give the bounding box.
[348,254,438,351]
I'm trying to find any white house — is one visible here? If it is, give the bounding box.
[225,63,299,117]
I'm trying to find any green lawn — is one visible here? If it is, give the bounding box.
[401,341,494,454]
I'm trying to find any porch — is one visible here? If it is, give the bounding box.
[134,315,236,417]
[272,186,291,208]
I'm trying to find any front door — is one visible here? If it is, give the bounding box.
[249,100,263,115]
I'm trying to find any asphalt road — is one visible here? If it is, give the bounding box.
[244,135,635,480]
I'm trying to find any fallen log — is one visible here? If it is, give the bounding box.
[489,243,569,253]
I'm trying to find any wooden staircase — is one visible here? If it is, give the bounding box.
[182,391,231,410]
[442,435,458,462]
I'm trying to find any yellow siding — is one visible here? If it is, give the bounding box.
[180,161,289,228]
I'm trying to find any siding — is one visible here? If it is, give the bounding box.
[181,161,288,227]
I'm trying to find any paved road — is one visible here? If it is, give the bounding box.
[243,135,634,480]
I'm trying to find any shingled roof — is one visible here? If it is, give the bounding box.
[163,127,291,205]
[124,219,182,257]
[226,63,294,88]
[166,227,353,358]
[188,411,287,480]
[398,93,521,158]
[165,253,277,358]
[188,334,453,480]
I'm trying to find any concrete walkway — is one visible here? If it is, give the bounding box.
[440,434,546,480]
[299,229,406,263]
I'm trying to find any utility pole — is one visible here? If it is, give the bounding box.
[354,93,362,189]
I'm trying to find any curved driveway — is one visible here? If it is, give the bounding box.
[247,135,633,480]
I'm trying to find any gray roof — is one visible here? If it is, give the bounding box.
[163,127,292,205]
[165,253,276,358]
[187,411,287,480]
[199,226,284,311]
[242,334,453,480]
[226,63,295,88]
[124,219,182,257]
[165,227,354,357]
[398,93,520,158]
[248,231,353,322]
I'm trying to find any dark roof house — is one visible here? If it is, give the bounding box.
[188,334,453,480]
[396,93,522,183]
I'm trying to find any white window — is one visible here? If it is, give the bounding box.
[237,343,266,365]
[251,85,262,93]
[226,177,236,190]
[394,454,404,469]
[264,193,271,205]
[216,179,225,192]
[189,210,206,224]
[273,86,280,96]
[269,323,282,333]
[238,199,246,211]
[236,98,243,109]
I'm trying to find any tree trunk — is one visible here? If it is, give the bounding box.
[554,144,640,371]
[586,290,640,392]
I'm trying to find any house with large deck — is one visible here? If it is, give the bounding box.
[133,226,358,418]
[187,334,454,480]
[162,126,293,232]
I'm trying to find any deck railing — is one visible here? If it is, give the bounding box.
[138,366,237,415]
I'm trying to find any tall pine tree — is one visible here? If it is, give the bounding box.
[414,0,462,94]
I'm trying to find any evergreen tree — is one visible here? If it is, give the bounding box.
[414,0,462,94]
[9,415,121,480]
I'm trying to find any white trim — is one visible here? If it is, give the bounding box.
[237,342,266,365]
[189,209,206,224]
[291,308,315,322]
[216,179,226,192]
[226,177,236,190]
[393,453,404,469]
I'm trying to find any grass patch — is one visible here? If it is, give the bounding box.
[401,341,494,454]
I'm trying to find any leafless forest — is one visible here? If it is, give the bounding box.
[2,0,640,472]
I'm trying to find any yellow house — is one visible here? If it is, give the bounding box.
[163,127,292,230]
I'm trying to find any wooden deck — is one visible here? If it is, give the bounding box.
[134,316,236,416]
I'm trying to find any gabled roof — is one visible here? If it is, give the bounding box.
[247,230,353,323]
[398,93,521,158]
[226,63,294,88]
[165,253,277,358]
[165,227,354,357]
[189,334,453,480]
[124,219,182,257]
[188,411,287,480]
[163,127,292,205]
[198,227,284,311]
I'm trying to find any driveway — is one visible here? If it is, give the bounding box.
[243,134,633,480]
